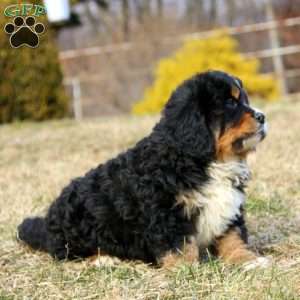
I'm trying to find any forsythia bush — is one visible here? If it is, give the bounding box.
[0,0,69,123]
[133,33,279,115]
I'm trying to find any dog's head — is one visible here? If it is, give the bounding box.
[161,70,267,162]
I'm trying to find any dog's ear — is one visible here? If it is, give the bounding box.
[159,79,215,159]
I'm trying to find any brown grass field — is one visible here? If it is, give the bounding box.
[0,101,300,299]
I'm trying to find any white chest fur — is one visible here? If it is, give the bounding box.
[176,161,250,248]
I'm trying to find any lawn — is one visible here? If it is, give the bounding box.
[0,101,299,299]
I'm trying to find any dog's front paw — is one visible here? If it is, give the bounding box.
[89,255,121,267]
[243,256,272,271]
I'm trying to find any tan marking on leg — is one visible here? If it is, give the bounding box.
[160,237,199,269]
[88,250,120,267]
[216,229,256,264]
[183,237,199,263]
[160,252,182,269]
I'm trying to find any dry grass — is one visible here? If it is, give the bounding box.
[0,102,300,299]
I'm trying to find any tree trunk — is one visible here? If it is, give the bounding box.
[134,0,151,24]
[227,0,236,26]
[157,0,163,18]
[209,0,217,25]
[186,0,206,26]
[121,0,130,41]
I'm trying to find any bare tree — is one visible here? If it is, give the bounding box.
[209,0,217,24]
[186,0,206,26]
[157,0,163,18]
[121,0,130,40]
[227,0,236,26]
[134,0,151,24]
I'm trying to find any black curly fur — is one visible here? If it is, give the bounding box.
[18,71,250,263]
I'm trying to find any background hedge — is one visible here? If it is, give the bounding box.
[0,0,69,123]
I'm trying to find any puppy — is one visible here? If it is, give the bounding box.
[18,70,267,268]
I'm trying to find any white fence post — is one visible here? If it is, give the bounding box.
[71,77,82,120]
[265,0,288,96]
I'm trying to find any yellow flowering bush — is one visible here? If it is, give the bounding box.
[133,33,279,115]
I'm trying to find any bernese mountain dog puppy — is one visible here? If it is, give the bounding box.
[18,70,268,268]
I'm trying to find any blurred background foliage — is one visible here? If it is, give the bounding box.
[0,0,300,122]
[133,33,279,115]
[0,0,68,124]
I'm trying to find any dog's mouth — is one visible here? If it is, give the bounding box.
[257,123,268,140]
[233,123,267,153]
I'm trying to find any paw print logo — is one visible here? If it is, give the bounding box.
[4,16,45,48]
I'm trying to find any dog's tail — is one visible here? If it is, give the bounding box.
[17,217,49,252]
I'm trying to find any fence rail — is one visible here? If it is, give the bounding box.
[59,16,300,61]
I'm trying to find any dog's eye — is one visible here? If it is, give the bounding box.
[226,98,238,109]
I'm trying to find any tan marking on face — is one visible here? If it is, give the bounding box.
[216,112,258,161]
[216,229,257,264]
[231,85,240,99]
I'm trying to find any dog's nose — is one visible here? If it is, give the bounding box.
[254,111,265,124]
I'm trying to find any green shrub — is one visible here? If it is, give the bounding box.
[0,0,69,123]
[133,33,279,115]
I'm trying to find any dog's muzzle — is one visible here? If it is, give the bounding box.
[253,108,267,140]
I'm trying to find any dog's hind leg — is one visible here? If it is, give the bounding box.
[215,228,257,264]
